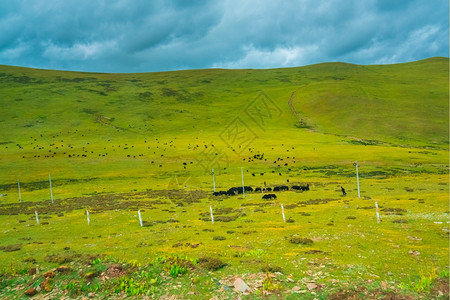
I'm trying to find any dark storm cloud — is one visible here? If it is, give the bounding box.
[0,0,447,72]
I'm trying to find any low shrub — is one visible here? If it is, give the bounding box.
[289,237,313,245]
[198,257,226,271]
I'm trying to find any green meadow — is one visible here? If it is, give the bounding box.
[0,57,448,299]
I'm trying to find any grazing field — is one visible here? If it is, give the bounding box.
[0,57,448,299]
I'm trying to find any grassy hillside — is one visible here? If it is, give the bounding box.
[0,57,448,144]
[0,58,448,299]
[293,57,449,145]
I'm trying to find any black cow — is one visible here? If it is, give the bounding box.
[292,184,310,191]
[212,191,228,196]
[274,185,289,192]
[226,190,236,196]
[227,187,240,195]
[244,186,253,192]
[227,186,253,195]
[254,187,262,192]
[341,186,346,196]
[262,194,277,200]
[263,187,272,192]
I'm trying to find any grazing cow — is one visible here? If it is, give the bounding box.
[262,194,277,200]
[263,187,272,192]
[292,184,310,191]
[213,191,228,196]
[244,186,253,192]
[274,185,289,191]
[254,187,262,192]
[227,187,240,195]
[227,186,253,195]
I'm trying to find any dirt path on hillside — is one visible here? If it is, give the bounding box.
[288,91,306,126]
[96,115,126,131]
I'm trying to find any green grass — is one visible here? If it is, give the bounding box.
[0,57,448,298]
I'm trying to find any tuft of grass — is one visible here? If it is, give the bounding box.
[392,219,408,223]
[198,257,226,271]
[261,264,283,273]
[0,244,22,252]
[262,272,281,292]
[289,237,313,245]
[157,255,194,278]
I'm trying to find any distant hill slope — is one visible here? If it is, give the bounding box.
[292,57,449,145]
[0,57,448,146]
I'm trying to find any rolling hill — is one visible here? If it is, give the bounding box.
[0,57,448,146]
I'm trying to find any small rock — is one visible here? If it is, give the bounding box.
[234,277,251,293]
[24,288,37,297]
[381,281,387,290]
[292,286,301,291]
[43,270,55,278]
[306,283,317,290]
[286,277,294,282]
[88,292,95,298]
[57,265,71,273]
[187,291,195,295]
[408,250,420,256]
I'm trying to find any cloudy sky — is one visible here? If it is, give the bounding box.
[0,0,448,73]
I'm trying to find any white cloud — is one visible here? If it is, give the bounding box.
[0,0,447,72]
[212,44,319,69]
[42,41,116,61]
[0,42,29,60]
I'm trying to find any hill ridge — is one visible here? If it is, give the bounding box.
[0,56,447,74]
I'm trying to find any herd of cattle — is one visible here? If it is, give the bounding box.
[212,184,310,200]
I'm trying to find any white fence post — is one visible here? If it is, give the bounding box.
[49,174,54,204]
[210,206,214,224]
[18,180,22,202]
[138,210,143,227]
[354,161,360,198]
[375,201,381,223]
